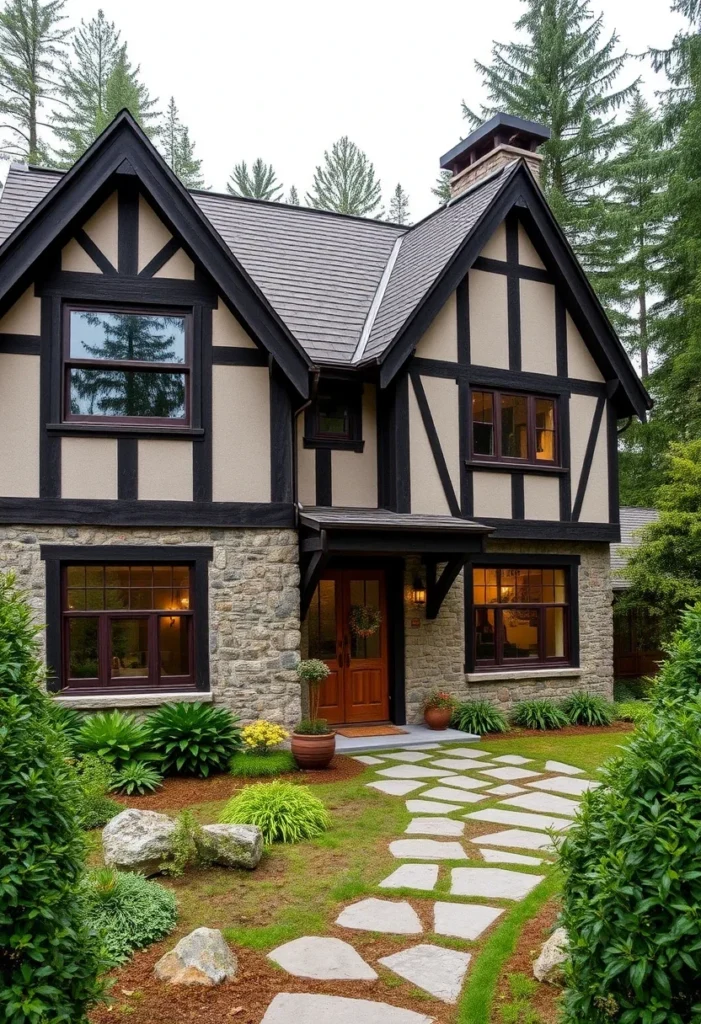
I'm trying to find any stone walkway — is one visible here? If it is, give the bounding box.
[261,740,598,1022]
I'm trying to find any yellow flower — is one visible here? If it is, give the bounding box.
[242,720,289,753]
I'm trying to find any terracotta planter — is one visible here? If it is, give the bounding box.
[424,706,452,731]
[291,731,336,769]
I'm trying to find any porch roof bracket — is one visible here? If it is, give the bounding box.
[425,555,469,620]
[300,528,328,619]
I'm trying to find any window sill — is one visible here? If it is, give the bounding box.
[47,423,204,439]
[303,437,365,453]
[465,460,567,475]
[466,667,581,683]
[52,690,213,709]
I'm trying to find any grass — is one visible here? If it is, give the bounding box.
[464,729,631,775]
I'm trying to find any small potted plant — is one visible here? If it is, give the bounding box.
[422,689,456,731]
[292,659,335,769]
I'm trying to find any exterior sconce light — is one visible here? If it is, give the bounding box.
[413,577,426,606]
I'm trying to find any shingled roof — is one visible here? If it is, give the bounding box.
[611,506,659,589]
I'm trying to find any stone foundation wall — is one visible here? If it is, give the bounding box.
[0,525,302,725]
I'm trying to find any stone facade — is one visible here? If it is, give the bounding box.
[449,145,544,198]
[0,524,302,725]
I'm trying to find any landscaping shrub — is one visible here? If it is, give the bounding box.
[614,677,652,702]
[650,603,701,708]
[0,571,105,1022]
[160,810,212,877]
[294,717,332,735]
[146,701,241,777]
[242,719,289,753]
[562,691,615,727]
[77,709,151,770]
[451,699,509,734]
[49,702,84,751]
[511,698,568,730]
[614,700,653,725]
[80,867,177,964]
[110,760,164,796]
[230,749,296,777]
[75,753,122,829]
[220,780,330,843]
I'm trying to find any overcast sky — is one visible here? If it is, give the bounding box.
[61,0,685,219]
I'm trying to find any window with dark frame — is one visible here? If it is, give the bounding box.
[470,390,558,466]
[64,307,192,425]
[304,382,363,450]
[61,564,195,693]
[473,567,570,668]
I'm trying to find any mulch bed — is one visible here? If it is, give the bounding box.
[490,897,562,1023]
[112,755,365,811]
[483,723,633,741]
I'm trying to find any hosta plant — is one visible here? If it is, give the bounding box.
[220,780,330,844]
[79,868,177,964]
[451,699,509,734]
[146,701,241,777]
[110,760,164,796]
[511,698,568,730]
[77,710,151,770]
[562,691,615,727]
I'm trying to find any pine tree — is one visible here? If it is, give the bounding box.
[388,183,411,225]
[464,0,638,261]
[287,185,300,205]
[227,158,283,200]
[432,169,452,204]
[0,0,70,163]
[306,136,383,216]
[161,97,204,188]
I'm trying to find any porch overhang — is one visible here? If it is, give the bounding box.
[298,506,491,619]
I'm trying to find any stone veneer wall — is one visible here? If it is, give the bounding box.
[403,542,613,722]
[0,525,302,725]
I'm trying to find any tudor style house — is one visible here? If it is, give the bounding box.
[0,112,651,726]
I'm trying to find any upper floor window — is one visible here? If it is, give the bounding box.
[64,307,191,425]
[304,381,363,451]
[471,390,557,466]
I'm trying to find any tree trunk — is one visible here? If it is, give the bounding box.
[639,287,649,380]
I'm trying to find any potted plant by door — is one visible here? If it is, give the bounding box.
[422,689,456,731]
[292,659,336,769]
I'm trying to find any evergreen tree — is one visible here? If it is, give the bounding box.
[464,0,637,262]
[306,136,382,216]
[287,184,300,205]
[161,97,204,188]
[227,157,283,200]
[388,182,411,224]
[432,169,452,204]
[0,0,70,163]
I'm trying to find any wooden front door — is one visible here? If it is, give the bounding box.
[306,570,389,725]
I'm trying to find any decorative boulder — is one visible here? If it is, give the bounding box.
[533,927,568,984]
[103,808,176,876]
[197,823,263,870]
[154,927,238,986]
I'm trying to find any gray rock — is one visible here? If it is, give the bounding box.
[533,927,568,984]
[261,993,434,1024]
[268,936,377,980]
[379,943,471,1003]
[197,824,263,870]
[154,927,238,986]
[102,808,176,876]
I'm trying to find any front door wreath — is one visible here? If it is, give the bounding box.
[349,604,382,638]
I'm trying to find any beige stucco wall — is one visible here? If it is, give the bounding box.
[424,375,460,497]
[408,378,450,515]
[570,393,609,521]
[520,280,557,376]
[415,293,457,362]
[296,431,316,506]
[212,298,257,349]
[138,195,172,271]
[138,440,193,501]
[472,470,511,519]
[567,313,603,382]
[61,438,117,499]
[479,222,506,261]
[523,474,560,520]
[154,249,195,280]
[469,269,509,368]
[518,224,545,269]
[82,192,119,268]
[0,353,40,497]
[0,287,41,335]
[212,364,270,502]
[578,412,609,523]
[331,384,378,507]
[61,238,102,274]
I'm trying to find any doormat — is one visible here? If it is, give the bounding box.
[336,725,409,738]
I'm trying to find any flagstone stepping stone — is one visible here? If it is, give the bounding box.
[487,784,526,796]
[472,829,555,852]
[261,993,435,1024]
[336,898,423,934]
[268,936,377,980]
[353,755,385,765]
[406,799,463,814]
[422,786,487,804]
[433,900,504,940]
[435,775,488,791]
[444,747,493,758]
[503,792,580,817]
[395,744,441,751]
[479,848,544,866]
[480,766,542,781]
[492,754,532,765]
[377,765,456,779]
[528,776,599,796]
[466,808,572,832]
[405,817,465,837]
[430,758,487,771]
[366,780,425,796]
[545,759,585,775]
[379,863,439,891]
[379,944,471,1004]
[390,839,467,860]
[451,867,545,900]
[384,751,432,762]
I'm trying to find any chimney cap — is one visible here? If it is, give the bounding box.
[440,113,550,173]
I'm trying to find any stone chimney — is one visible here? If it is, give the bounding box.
[439,113,550,200]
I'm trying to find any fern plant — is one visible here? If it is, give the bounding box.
[452,699,509,734]
[220,780,330,843]
[562,691,615,727]
[110,761,163,796]
[76,710,151,770]
[146,701,241,777]
[511,698,568,730]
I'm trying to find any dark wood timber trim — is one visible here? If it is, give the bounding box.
[211,346,267,366]
[300,544,328,619]
[0,497,294,528]
[555,291,568,378]
[410,370,461,517]
[44,557,61,691]
[559,392,572,521]
[47,423,203,439]
[473,255,551,283]
[411,357,607,397]
[117,184,139,276]
[456,275,473,518]
[41,544,214,562]
[571,394,606,522]
[40,294,61,498]
[506,212,521,371]
[465,460,566,476]
[270,366,293,503]
[511,472,525,520]
[469,553,581,567]
[426,556,467,620]
[456,276,470,364]
[607,400,620,526]
[138,236,181,278]
[0,333,40,355]
[37,271,217,307]
[117,438,138,499]
[315,448,332,506]
[192,303,212,501]
[74,227,117,275]
[476,517,619,542]
[394,373,411,512]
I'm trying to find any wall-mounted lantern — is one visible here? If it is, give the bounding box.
[412,577,427,606]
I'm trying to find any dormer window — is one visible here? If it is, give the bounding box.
[304,381,364,452]
[470,389,558,466]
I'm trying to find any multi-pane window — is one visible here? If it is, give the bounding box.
[471,390,557,465]
[62,564,194,692]
[64,307,190,424]
[305,383,363,449]
[473,567,569,667]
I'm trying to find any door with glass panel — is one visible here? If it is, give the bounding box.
[306,570,388,724]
